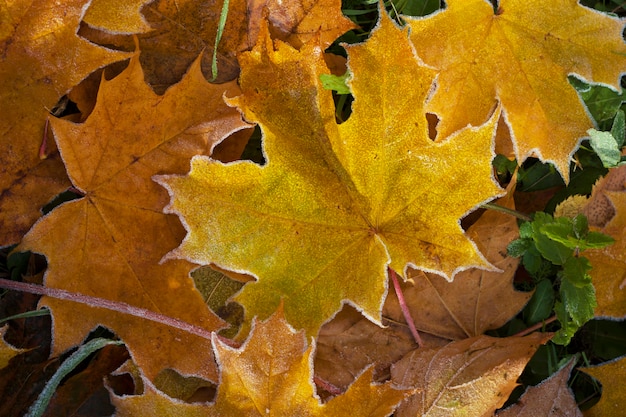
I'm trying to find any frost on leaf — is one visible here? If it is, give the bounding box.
[158,11,503,337]
[391,333,551,417]
[406,0,626,179]
[0,0,131,246]
[583,356,626,417]
[113,306,409,417]
[17,52,249,381]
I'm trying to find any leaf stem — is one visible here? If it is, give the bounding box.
[512,315,557,338]
[389,268,423,347]
[482,202,532,222]
[0,278,214,341]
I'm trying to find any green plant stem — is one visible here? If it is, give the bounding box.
[482,202,532,222]
[0,308,50,325]
[210,0,230,81]
[389,268,423,347]
[0,278,214,341]
[26,337,123,417]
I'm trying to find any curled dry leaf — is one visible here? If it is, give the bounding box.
[391,332,552,417]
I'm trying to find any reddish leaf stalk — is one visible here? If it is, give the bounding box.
[0,278,214,341]
[512,315,557,338]
[313,376,343,396]
[389,268,423,347]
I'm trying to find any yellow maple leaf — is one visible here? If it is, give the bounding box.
[112,305,409,417]
[158,12,503,336]
[0,0,131,246]
[406,0,626,179]
[17,52,249,381]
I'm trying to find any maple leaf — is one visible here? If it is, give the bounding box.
[582,355,626,417]
[83,0,152,34]
[384,187,532,340]
[0,0,131,246]
[158,11,503,337]
[391,332,551,417]
[17,51,249,381]
[497,358,581,417]
[112,305,409,417]
[586,191,626,318]
[406,0,626,179]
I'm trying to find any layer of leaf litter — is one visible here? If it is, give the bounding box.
[158,11,504,336]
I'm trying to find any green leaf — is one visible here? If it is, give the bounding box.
[320,72,351,94]
[611,109,625,147]
[534,232,571,265]
[519,221,534,239]
[560,277,596,326]
[571,214,588,239]
[507,238,530,257]
[553,301,578,345]
[588,128,622,168]
[562,256,592,287]
[526,279,555,325]
[578,82,623,123]
[583,231,616,249]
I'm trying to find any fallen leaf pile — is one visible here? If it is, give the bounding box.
[0,0,625,415]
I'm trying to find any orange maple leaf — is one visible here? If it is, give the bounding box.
[17,51,249,381]
[112,305,409,417]
[587,191,626,318]
[0,0,131,246]
[406,0,626,179]
[158,12,503,336]
[583,356,626,417]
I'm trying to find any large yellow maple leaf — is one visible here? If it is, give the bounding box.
[406,0,626,179]
[0,0,131,246]
[18,52,249,382]
[158,12,503,337]
[112,306,409,416]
